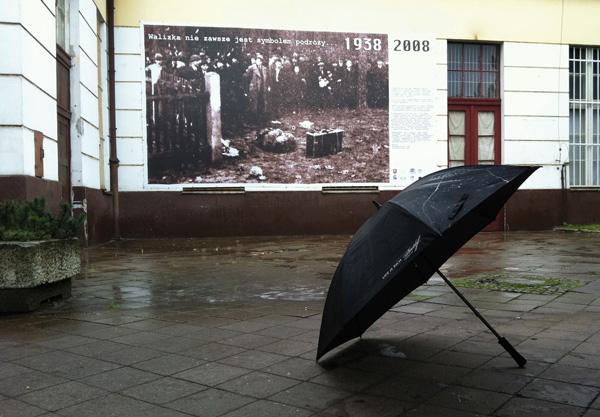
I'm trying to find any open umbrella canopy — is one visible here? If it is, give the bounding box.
[317,165,538,361]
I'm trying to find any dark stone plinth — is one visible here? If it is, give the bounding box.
[0,277,71,313]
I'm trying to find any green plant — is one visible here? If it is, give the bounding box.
[0,198,85,241]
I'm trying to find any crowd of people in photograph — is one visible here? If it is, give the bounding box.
[145,45,389,132]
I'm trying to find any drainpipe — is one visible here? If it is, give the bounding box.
[560,161,569,225]
[107,0,120,239]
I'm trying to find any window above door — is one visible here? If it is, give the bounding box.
[448,43,500,99]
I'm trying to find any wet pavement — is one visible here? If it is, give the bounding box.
[2,231,600,416]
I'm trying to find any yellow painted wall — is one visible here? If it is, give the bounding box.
[114,0,600,45]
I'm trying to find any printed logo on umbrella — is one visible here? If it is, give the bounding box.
[381,235,421,281]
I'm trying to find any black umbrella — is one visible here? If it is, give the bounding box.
[317,165,538,367]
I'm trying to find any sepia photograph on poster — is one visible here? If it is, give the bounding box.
[143,24,389,185]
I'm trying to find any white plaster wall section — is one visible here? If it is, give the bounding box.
[42,136,58,180]
[502,41,569,190]
[0,127,28,175]
[503,43,568,69]
[69,0,84,187]
[504,67,569,93]
[80,120,100,159]
[503,91,568,118]
[118,165,145,191]
[115,54,142,82]
[21,77,57,139]
[115,82,143,110]
[114,26,142,54]
[504,141,562,165]
[79,50,99,94]
[1,0,57,56]
[504,116,568,141]
[519,165,562,189]
[0,76,23,126]
[99,20,111,188]
[113,26,144,191]
[117,137,145,165]
[116,109,143,137]
[80,84,100,128]
[81,153,100,188]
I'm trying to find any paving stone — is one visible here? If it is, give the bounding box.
[220,320,275,333]
[0,345,53,361]
[256,325,309,339]
[269,382,350,411]
[220,333,280,349]
[310,367,386,392]
[263,357,325,381]
[79,366,160,391]
[0,398,46,417]
[110,331,169,347]
[180,342,245,361]
[14,352,119,379]
[495,397,585,417]
[258,339,316,356]
[455,369,531,394]
[558,352,600,369]
[63,340,128,358]
[478,356,551,377]
[428,385,510,414]
[164,388,254,417]
[18,381,105,412]
[399,362,472,385]
[217,371,299,398]
[519,378,600,407]
[132,354,203,375]
[0,370,67,397]
[174,362,250,386]
[56,393,154,417]
[34,336,96,350]
[119,319,172,331]
[428,350,493,369]
[366,375,444,402]
[584,410,600,417]
[0,362,32,379]
[541,363,600,387]
[220,399,312,417]
[93,346,163,365]
[122,376,206,404]
[315,394,414,417]
[142,336,206,353]
[403,404,487,417]
[218,349,288,371]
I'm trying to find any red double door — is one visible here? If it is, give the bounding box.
[448,102,502,229]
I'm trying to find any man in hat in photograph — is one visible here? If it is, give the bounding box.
[244,53,269,127]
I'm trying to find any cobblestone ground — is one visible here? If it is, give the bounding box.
[2,232,600,416]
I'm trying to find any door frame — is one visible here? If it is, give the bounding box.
[56,46,72,203]
[448,98,501,166]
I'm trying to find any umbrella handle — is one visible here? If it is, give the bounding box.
[435,268,527,368]
[498,337,527,368]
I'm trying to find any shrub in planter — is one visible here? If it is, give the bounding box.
[0,198,85,313]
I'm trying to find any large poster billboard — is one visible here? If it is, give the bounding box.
[143,24,435,187]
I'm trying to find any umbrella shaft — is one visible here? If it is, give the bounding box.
[435,269,502,340]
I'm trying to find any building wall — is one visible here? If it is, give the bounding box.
[0,0,58,181]
[110,0,589,191]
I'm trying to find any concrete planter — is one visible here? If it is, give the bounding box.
[0,239,80,313]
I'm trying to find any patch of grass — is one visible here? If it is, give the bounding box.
[556,223,600,233]
[454,273,581,295]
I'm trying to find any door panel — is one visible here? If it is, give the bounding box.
[448,103,501,229]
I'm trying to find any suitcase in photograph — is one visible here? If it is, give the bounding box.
[306,129,344,157]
